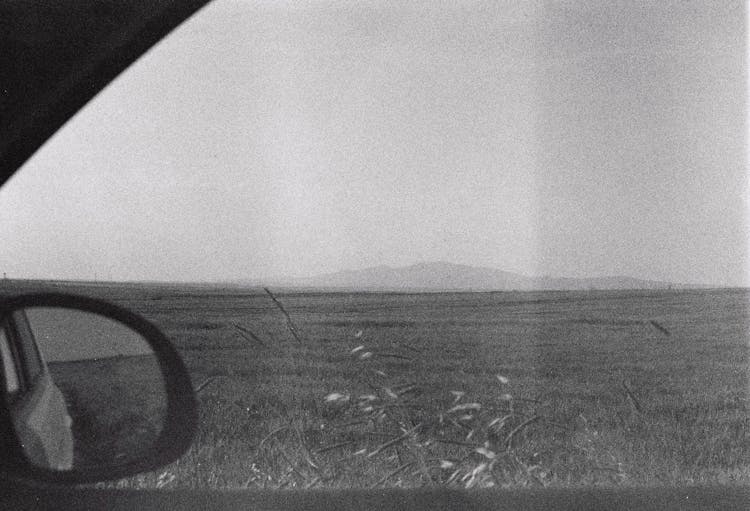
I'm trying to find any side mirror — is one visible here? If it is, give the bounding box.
[0,293,196,484]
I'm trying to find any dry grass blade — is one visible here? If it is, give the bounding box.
[391,382,420,395]
[445,468,462,485]
[431,438,483,448]
[393,381,418,389]
[327,420,368,429]
[447,417,472,432]
[354,374,381,393]
[395,385,420,397]
[649,319,671,336]
[505,415,540,449]
[264,287,304,343]
[314,440,356,454]
[293,426,321,471]
[363,431,400,438]
[195,376,221,394]
[231,323,267,348]
[371,462,415,488]
[275,446,309,483]
[510,397,542,404]
[447,402,481,414]
[592,465,623,473]
[367,423,422,458]
[622,379,644,415]
[400,344,424,353]
[379,403,426,410]
[259,426,291,450]
[376,352,414,361]
[304,475,322,489]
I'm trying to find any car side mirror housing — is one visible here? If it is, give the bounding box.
[0,293,197,484]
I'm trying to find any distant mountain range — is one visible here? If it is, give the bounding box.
[258,262,681,291]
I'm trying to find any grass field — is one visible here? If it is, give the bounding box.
[1,280,748,488]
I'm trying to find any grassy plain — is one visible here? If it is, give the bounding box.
[1,280,748,488]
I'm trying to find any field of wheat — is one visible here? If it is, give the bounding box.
[2,281,748,489]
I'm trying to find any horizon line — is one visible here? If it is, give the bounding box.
[1,276,743,292]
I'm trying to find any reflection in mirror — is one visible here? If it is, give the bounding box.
[0,307,167,471]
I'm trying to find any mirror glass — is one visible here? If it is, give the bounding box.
[0,307,167,471]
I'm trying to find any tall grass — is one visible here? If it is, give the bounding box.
[5,282,742,489]
[311,333,547,488]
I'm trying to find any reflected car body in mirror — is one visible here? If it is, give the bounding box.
[0,311,73,471]
[20,307,167,470]
[0,293,197,484]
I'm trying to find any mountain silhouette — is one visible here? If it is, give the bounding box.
[274,262,675,291]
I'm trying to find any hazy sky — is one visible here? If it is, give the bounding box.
[0,0,746,285]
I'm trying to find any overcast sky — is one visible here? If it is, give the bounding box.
[0,0,746,286]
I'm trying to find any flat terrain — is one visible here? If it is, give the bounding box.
[1,281,748,488]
